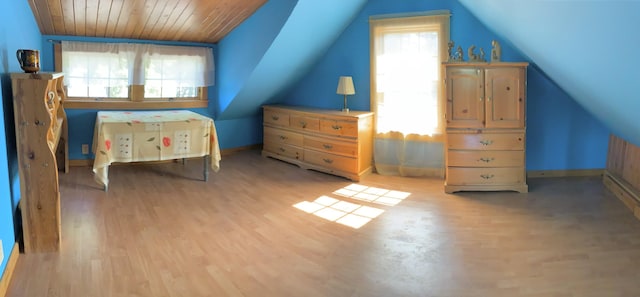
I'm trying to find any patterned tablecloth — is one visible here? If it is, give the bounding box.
[92,110,221,189]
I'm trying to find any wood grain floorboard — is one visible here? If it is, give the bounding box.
[6,149,640,297]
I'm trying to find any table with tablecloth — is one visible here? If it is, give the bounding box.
[92,110,221,190]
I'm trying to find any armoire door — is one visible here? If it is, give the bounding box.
[484,67,526,129]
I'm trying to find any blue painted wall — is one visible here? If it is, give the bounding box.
[281,0,609,171]
[0,0,42,279]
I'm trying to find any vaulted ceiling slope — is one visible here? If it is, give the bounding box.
[27,0,267,43]
[216,0,368,120]
[459,0,640,147]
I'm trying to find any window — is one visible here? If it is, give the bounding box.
[57,41,215,109]
[371,13,449,136]
[369,12,450,177]
[62,43,130,99]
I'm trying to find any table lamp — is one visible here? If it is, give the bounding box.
[336,76,355,112]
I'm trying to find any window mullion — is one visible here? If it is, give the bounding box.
[131,85,144,102]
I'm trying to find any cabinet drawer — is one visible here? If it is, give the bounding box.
[290,114,320,131]
[447,167,524,185]
[319,119,358,137]
[448,133,524,150]
[304,136,357,157]
[264,109,290,127]
[304,149,356,173]
[264,127,303,146]
[447,150,524,167]
[263,142,303,160]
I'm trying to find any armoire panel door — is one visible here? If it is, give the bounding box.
[445,67,485,128]
[484,67,525,129]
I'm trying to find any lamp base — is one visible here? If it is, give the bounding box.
[342,95,349,113]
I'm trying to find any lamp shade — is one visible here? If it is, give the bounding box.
[336,76,355,95]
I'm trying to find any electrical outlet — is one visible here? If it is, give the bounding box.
[0,239,4,264]
[82,144,89,155]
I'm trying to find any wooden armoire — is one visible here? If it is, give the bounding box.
[443,62,528,193]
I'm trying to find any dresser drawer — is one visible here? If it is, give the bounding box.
[448,133,524,150]
[264,109,290,127]
[304,150,356,173]
[263,142,303,160]
[319,119,358,138]
[304,136,357,157]
[447,150,524,167]
[264,127,303,146]
[447,167,524,185]
[290,114,320,131]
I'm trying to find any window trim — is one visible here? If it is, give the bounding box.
[54,44,209,109]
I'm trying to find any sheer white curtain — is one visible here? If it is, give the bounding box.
[61,41,133,97]
[141,44,215,87]
[370,12,450,177]
[61,41,215,89]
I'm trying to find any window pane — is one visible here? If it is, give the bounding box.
[145,81,163,98]
[375,30,440,135]
[144,54,201,99]
[63,50,130,99]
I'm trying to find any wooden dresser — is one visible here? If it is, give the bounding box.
[11,72,69,253]
[262,105,373,181]
[443,63,528,193]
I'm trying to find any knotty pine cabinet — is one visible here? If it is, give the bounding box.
[11,72,69,253]
[444,63,528,193]
[262,105,373,181]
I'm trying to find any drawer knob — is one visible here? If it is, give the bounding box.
[322,158,334,164]
[479,140,494,146]
[331,125,342,130]
[478,157,495,163]
[278,147,286,153]
[300,121,307,128]
[272,115,279,121]
[279,135,287,140]
[480,174,495,179]
[323,144,333,150]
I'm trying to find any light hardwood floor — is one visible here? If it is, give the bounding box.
[6,149,640,297]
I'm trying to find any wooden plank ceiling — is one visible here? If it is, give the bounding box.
[27,0,268,43]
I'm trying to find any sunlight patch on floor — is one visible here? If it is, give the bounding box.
[293,184,411,229]
[333,184,411,206]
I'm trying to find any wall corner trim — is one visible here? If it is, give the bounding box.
[0,243,20,297]
[527,169,604,178]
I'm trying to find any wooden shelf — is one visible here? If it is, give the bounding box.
[11,72,68,253]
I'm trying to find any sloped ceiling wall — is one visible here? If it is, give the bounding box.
[459,0,640,147]
[216,0,368,120]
